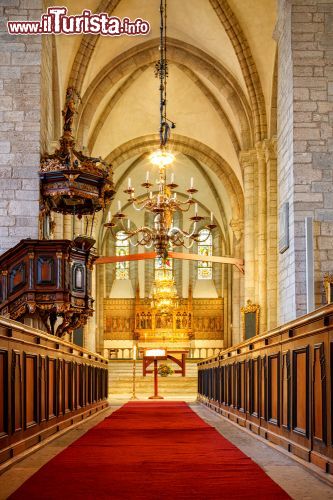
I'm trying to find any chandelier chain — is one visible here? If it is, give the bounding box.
[105,0,217,261]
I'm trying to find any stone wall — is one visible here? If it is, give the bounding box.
[0,0,45,253]
[314,220,333,307]
[276,0,333,322]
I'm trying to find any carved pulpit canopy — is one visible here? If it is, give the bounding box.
[40,87,115,217]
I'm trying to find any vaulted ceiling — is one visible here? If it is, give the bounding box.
[49,0,277,252]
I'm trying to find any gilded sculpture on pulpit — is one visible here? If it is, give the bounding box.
[62,87,79,132]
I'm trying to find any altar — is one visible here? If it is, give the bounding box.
[134,299,193,344]
[103,290,224,359]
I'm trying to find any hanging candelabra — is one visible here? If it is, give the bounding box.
[151,267,179,313]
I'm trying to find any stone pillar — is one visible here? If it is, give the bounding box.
[84,266,97,352]
[240,150,256,303]
[264,138,278,330]
[256,143,267,333]
[230,219,244,345]
[0,0,45,252]
[240,143,276,335]
[95,263,105,355]
[276,0,333,323]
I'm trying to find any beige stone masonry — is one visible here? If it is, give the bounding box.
[275,0,333,322]
[0,0,44,253]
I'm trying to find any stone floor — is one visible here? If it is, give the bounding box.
[0,404,120,500]
[0,401,332,499]
[191,404,333,500]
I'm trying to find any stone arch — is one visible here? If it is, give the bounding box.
[88,61,241,155]
[67,0,266,144]
[106,133,243,220]
[270,52,278,138]
[68,0,121,91]
[76,38,253,150]
[209,0,267,141]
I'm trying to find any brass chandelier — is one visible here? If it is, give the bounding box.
[105,0,216,259]
[151,267,179,314]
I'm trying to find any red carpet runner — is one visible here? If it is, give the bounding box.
[10,402,289,499]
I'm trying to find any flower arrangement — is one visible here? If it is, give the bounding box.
[158,364,174,377]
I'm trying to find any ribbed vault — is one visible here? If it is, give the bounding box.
[67,0,267,145]
[76,38,253,153]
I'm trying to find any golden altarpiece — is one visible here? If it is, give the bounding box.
[103,287,224,359]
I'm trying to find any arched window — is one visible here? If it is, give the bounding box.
[154,256,173,280]
[115,231,129,279]
[197,229,213,280]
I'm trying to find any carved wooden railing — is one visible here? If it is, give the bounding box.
[198,304,333,474]
[0,317,108,468]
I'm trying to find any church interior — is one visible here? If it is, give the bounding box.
[0,0,333,497]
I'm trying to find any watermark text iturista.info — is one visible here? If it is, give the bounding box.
[7,7,150,36]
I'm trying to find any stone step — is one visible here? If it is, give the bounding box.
[108,359,198,398]
[108,361,198,373]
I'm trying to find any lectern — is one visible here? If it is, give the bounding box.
[144,348,167,400]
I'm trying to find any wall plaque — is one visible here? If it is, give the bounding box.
[279,202,289,254]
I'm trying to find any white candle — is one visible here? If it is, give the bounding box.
[128,177,131,188]
[195,203,198,216]
[127,219,130,230]
[117,200,121,212]
[149,191,153,199]
[108,210,111,223]
[210,212,213,223]
[133,345,137,360]
[171,173,174,184]
[146,171,149,183]
[190,177,194,188]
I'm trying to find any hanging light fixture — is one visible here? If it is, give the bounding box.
[105,0,216,259]
[151,268,179,314]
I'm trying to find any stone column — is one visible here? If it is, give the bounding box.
[84,265,97,352]
[0,0,46,252]
[230,219,244,344]
[256,143,267,333]
[264,138,278,330]
[240,150,257,303]
[95,263,105,355]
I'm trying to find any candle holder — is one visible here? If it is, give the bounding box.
[130,344,138,401]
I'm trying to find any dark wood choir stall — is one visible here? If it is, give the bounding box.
[0,318,108,469]
[198,304,333,475]
[0,238,108,470]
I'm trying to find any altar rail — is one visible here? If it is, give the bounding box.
[198,304,333,474]
[0,317,108,468]
[107,347,222,360]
